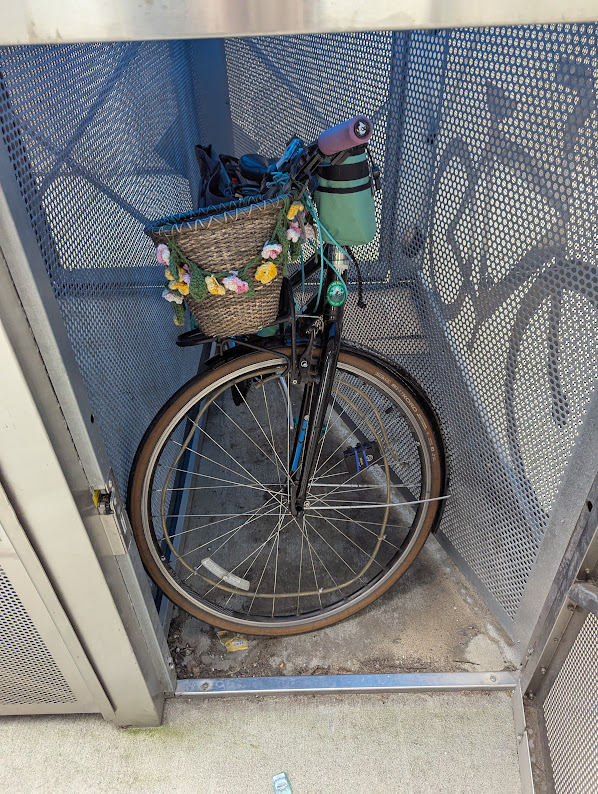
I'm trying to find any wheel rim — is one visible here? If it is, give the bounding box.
[139,354,436,629]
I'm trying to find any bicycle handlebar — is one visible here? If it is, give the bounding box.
[317,115,373,155]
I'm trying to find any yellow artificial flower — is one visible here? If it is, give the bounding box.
[255,261,278,285]
[169,280,190,295]
[205,274,225,295]
[166,267,188,283]
[287,202,304,220]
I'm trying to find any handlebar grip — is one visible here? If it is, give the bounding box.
[317,116,373,155]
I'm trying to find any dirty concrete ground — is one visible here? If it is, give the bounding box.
[169,534,519,679]
[0,692,522,794]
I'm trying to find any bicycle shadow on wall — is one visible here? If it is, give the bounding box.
[426,56,598,536]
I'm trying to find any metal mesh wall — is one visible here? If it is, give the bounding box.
[543,612,598,793]
[0,563,76,705]
[0,30,595,635]
[0,41,205,493]
[225,25,598,627]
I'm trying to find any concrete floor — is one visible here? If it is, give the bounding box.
[0,692,522,793]
[170,535,519,679]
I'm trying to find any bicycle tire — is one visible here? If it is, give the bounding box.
[127,345,445,635]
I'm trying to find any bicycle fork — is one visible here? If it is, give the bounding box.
[290,247,348,515]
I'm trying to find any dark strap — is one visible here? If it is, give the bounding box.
[318,160,370,182]
[239,153,277,181]
[346,246,367,309]
[316,181,372,195]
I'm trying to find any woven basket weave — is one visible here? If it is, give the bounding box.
[146,195,287,337]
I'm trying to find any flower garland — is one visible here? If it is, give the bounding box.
[157,198,316,326]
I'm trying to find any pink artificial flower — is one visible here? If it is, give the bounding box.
[222,275,250,294]
[181,273,191,284]
[261,242,282,259]
[304,223,316,241]
[162,288,184,304]
[157,243,170,265]
[287,221,301,243]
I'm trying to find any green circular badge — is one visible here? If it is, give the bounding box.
[326,280,347,306]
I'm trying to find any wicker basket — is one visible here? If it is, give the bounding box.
[146,195,288,337]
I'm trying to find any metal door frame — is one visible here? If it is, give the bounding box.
[0,134,176,725]
[2,1,598,45]
[515,472,598,792]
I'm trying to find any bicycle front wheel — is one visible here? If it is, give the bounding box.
[128,346,445,635]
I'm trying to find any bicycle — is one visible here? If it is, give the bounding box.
[128,117,447,635]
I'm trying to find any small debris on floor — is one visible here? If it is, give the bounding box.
[272,772,292,793]
[216,630,248,652]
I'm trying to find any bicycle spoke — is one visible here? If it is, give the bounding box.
[163,502,281,540]
[311,383,343,480]
[286,374,292,503]
[311,507,407,540]
[220,516,297,604]
[311,453,386,502]
[297,520,305,616]
[307,494,449,510]
[179,501,282,562]
[310,482,420,491]
[310,510,388,568]
[197,510,288,596]
[303,519,322,609]
[303,517,354,590]
[310,464,350,480]
[211,398,289,480]
[272,527,281,617]
[230,384,293,480]
[168,503,278,544]
[312,412,362,479]
[189,419,277,491]
[168,438,269,494]
[262,382,283,492]
[204,501,281,560]
[303,516,358,577]
[154,481,283,492]
[154,510,274,519]
[247,521,282,614]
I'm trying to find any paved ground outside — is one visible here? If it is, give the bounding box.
[0,691,521,793]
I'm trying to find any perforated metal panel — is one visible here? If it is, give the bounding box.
[543,612,598,793]
[0,563,76,705]
[0,41,205,493]
[225,25,598,626]
[1,29,596,636]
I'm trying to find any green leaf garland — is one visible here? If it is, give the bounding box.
[159,195,315,325]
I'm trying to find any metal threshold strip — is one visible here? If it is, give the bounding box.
[175,671,516,697]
